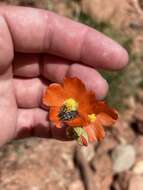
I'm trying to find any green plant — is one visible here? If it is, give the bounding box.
[78,12,141,110]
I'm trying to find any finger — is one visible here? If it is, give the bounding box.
[13,78,46,108]
[13,53,40,77]
[13,53,71,78]
[15,108,69,140]
[0,15,13,74]
[13,54,108,98]
[0,5,128,70]
[42,62,108,99]
[13,53,108,98]
[14,66,108,108]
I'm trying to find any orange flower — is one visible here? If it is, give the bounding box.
[82,101,118,142]
[43,77,118,144]
[43,77,90,128]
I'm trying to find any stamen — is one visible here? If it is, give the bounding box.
[88,113,96,122]
[64,98,78,111]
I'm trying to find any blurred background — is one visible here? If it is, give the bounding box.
[1,0,143,190]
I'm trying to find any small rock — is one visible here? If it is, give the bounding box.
[95,136,118,154]
[133,160,143,175]
[129,176,143,190]
[45,183,60,190]
[81,0,125,22]
[68,180,84,190]
[114,119,136,143]
[112,144,136,173]
[93,174,113,190]
[124,96,136,110]
[101,175,113,190]
[31,186,40,190]
[112,171,132,190]
[122,109,135,123]
[91,154,112,177]
[93,175,102,190]
[61,153,74,170]
[81,0,131,28]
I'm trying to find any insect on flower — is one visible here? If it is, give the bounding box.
[43,77,118,146]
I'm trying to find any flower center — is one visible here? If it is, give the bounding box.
[64,98,78,111]
[88,113,96,122]
[58,98,79,121]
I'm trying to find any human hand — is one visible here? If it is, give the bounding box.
[0,5,128,146]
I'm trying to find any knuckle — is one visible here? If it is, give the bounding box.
[0,15,13,73]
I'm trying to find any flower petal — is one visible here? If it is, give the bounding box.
[78,91,97,118]
[49,107,61,128]
[63,78,86,100]
[97,112,117,127]
[84,125,97,142]
[93,101,118,120]
[64,116,86,127]
[93,120,105,141]
[63,78,96,116]
[43,83,66,106]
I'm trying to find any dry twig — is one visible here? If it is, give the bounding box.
[74,145,95,190]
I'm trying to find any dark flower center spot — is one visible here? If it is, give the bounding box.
[58,105,78,121]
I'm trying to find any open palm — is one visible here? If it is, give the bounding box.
[0,5,128,146]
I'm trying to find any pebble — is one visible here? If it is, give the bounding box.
[129,176,143,190]
[133,160,143,175]
[68,180,84,190]
[91,154,112,176]
[111,144,136,173]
